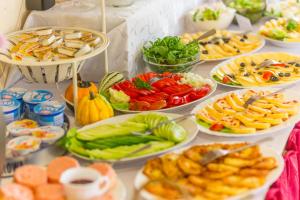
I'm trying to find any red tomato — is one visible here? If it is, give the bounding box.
[209,123,224,131]
[163,84,193,96]
[129,101,151,111]
[149,100,167,110]
[167,95,190,107]
[222,76,231,84]
[262,71,273,80]
[151,78,177,89]
[136,72,157,82]
[271,63,286,67]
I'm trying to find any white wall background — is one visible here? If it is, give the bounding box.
[0,0,28,33]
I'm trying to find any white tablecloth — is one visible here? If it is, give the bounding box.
[23,0,202,81]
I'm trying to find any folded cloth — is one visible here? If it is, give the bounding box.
[266,122,300,200]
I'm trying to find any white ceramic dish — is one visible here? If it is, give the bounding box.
[191,88,300,137]
[187,8,236,31]
[262,35,300,48]
[134,142,284,200]
[70,112,199,163]
[201,32,265,62]
[210,52,300,89]
[112,80,217,114]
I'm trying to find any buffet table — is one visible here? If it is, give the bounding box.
[7,39,299,199]
[23,0,203,80]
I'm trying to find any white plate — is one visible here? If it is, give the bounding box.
[210,52,300,89]
[112,178,127,200]
[191,88,300,137]
[262,35,300,48]
[70,112,199,162]
[134,142,284,200]
[113,80,217,114]
[201,32,265,62]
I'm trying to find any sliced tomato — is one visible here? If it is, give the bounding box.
[136,72,157,82]
[209,123,224,131]
[149,100,167,110]
[271,63,286,67]
[163,84,193,96]
[138,92,168,103]
[188,86,210,101]
[222,76,231,84]
[129,100,151,111]
[151,78,177,89]
[262,71,273,80]
[167,95,190,107]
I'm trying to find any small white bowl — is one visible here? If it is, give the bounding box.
[60,167,111,200]
[187,8,236,31]
[7,136,41,156]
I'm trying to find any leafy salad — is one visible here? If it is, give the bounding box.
[143,36,199,65]
[193,8,221,21]
[60,113,188,160]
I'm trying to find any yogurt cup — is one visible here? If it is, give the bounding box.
[23,90,53,120]
[0,99,21,124]
[7,119,39,137]
[32,126,65,144]
[1,88,28,115]
[7,136,41,156]
[33,101,66,127]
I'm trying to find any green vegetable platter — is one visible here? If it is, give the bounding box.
[60,112,198,162]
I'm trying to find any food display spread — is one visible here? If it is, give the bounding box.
[181,30,263,61]
[2,0,300,199]
[212,52,300,87]
[106,72,214,111]
[195,90,299,134]
[260,18,300,42]
[138,143,278,200]
[8,28,102,62]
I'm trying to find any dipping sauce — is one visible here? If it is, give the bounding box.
[7,119,38,137]
[70,179,94,184]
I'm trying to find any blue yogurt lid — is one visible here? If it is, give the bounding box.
[0,99,20,113]
[23,90,53,104]
[2,88,28,100]
[34,100,66,115]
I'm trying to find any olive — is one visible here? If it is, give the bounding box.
[240,62,246,67]
[296,63,300,67]
[243,35,248,39]
[199,42,207,46]
[285,73,291,77]
[278,72,285,77]
[214,41,220,45]
[202,50,208,54]
[270,76,279,81]
[240,38,245,42]
[258,72,263,75]
[251,62,256,66]
[244,73,250,77]
[237,50,241,53]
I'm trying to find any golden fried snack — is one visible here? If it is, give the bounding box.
[177,155,203,175]
[161,153,184,180]
[142,143,278,200]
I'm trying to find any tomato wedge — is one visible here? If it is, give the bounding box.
[222,76,231,84]
[209,123,224,131]
[262,71,273,80]
[138,92,168,103]
[136,72,157,82]
[271,63,286,67]
[151,78,177,89]
[129,101,151,111]
[149,100,167,110]
[163,84,193,96]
